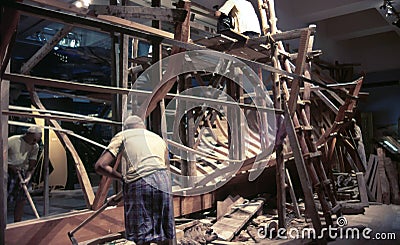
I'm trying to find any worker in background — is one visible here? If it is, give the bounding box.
[7,125,42,222]
[95,115,175,245]
[215,0,262,38]
[351,118,367,169]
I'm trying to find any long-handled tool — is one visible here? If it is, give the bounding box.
[17,171,40,219]
[68,191,123,245]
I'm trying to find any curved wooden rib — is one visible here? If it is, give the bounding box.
[27,85,95,207]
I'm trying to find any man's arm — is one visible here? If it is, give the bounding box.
[95,150,123,181]
[22,159,38,184]
[216,0,235,16]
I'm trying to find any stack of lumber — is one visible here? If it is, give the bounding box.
[364,148,400,204]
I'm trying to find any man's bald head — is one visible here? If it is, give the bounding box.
[124,115,145,129]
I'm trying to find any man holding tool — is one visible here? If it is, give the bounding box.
[7,125,42,222]
[95,115,175,245]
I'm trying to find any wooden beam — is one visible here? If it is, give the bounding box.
[2,110,119,126]
[20,25,74,74]
[97,15,175,40]
[4,73,130,94]
[0,5,20,78]
[28,0,88,15]
[287,28,312,117]
[212,199,264,241]
[246,26,316,47]
[89,5,188,23]
[4,74,280,115]
[43,121,50,216]
[0,74,10,245]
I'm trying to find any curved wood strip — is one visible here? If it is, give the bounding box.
[28,86,94,207]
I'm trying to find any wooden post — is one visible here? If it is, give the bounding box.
[266,0,278,34]
[178,74,196,187]
[150,0,163,136]
[0,5,20,76]
[43,120,50,216]
[257,0,269,35]
[111,33,121,136]
[0,66,10,245]
[285,169,300,218]
[120,34,129,122]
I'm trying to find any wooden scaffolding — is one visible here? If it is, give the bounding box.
[0,0,367,244]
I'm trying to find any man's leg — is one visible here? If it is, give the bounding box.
[14,199,26,222]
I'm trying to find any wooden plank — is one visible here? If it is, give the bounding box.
[313,90,339,114]
[368,156,378,191]
[6,193,214,244]
[384,157,400,204]
[0,76,10,245]
[227,46,269,61]
[176,220,200,231]
[5,206,125,245]
[356,172,369,207]
[364,154,376,184]
[20,25,74,74]
[89,5,188,22]
[92,154,122,210]
[377,148,390,204]
[212,199,264,241]
[217,195,243,220]
[176,194,214,216]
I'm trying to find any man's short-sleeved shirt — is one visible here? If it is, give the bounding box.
[218,0,261,34]
[107,128,167,183]
[8,135,39,171]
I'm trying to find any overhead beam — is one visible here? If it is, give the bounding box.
[89,5,188,22]
[4,73,282,114]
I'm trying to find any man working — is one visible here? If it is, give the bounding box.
[215,0,262,38]
[8,125,42,222]
[95,115,175,245]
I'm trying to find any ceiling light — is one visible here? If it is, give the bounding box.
[74,1,83,8]
[393,18,400,28]
[386,6,394,16]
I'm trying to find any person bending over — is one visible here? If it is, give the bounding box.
[95,115,175,245]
